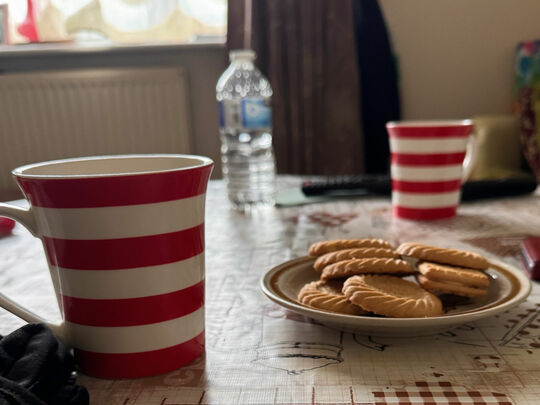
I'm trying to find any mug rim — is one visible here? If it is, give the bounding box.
[12,154,214,179]
[386,119,473,128]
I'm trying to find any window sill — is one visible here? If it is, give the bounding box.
[0,39,226,59]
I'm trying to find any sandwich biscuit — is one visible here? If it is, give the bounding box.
[418,262,490,288]
[309,239,393,256]
[416,275,488,298]
[314,248,399,271]
[321,258,414,280]
[396,242,489,270]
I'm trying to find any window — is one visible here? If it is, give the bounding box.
[3,0,226,45]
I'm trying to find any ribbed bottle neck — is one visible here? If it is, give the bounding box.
[229,49,256,67]
[232,59,254,68]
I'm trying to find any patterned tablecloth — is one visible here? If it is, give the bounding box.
[1,178,539,405]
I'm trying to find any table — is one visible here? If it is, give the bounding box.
[1,178,540,405]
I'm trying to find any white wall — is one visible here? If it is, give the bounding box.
[380,0,540,119]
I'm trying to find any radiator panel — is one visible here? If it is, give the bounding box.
[0,67,193,198]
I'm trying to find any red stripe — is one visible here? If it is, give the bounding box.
[75,332,204,378]
[44,224,204,270]
[387,125,473,138]
[17,164,212,208]
[391,152,465,166]
[63,280,204,327]
[392,180,462,193]
[394,206,457,220]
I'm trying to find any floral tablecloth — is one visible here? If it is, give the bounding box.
[0,178,539,405]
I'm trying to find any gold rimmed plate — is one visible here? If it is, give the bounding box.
[260,256,531,337]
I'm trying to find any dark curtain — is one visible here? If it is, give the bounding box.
[228,0,399,175]
[353,0,400,173]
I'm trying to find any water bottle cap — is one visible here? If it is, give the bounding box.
[229,49,256,62]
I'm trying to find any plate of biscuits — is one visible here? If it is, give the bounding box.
[260,239,531,337]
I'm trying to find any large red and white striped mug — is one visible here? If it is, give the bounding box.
[387,120,476,220]
[0,154,213,378]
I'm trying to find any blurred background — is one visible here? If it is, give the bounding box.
[0,0,539,201]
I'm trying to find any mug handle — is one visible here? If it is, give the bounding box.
[0,202,67,343]
[461,130,478,182]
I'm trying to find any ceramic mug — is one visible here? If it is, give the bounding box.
[0,154,213,378]
[386,120,476,220]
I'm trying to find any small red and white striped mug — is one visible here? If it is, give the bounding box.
[386,120,476,220]
[0,154,213,378]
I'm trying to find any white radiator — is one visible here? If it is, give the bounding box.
[0,67,193,199]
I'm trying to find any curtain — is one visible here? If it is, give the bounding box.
[228,0,364,175]
[228,0,400,175]
[353,0,400,173]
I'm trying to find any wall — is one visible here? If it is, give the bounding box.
[379,0,540,119]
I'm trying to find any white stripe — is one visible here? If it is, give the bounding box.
[393,191,461,208]
[387,120,472,127]
[390,137,469,153]
[34,194,206,239]
[391,164,463,181]
[59,253,204,299]
[67,306,204,353]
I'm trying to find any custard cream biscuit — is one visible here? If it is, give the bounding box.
[396,242,489,270]
[342,275,443,318]
[320,258,414,280]
[308,239,393,257]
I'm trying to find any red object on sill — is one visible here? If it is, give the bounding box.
[0,217,15,235]
[17,0,39,43]
[520,237,540,281]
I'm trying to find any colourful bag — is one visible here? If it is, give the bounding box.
[515,40,540,179]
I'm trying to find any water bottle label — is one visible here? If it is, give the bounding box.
[218,101,225,128]
[219,98,271,129]
[241,98,272,129]
[219,100,242,129]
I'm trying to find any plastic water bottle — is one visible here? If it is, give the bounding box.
[216,49,276,210]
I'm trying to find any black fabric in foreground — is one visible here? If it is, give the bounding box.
[0,323,88,405]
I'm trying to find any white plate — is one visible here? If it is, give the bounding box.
[260,256,531,337]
